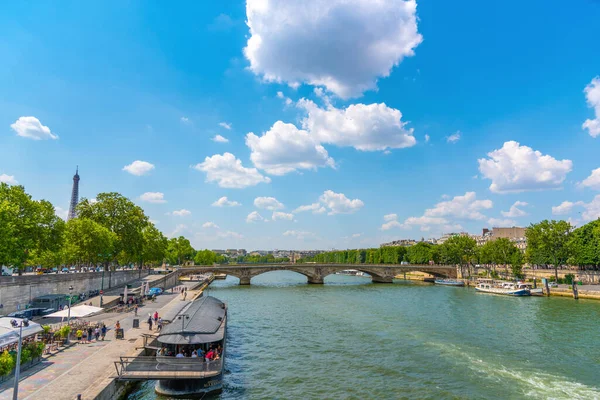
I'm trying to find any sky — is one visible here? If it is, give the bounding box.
[1,0,600,251]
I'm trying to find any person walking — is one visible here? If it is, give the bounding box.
[153,311,159,322]
[157,317,163,332]
[101,324,107,341]
[87,326,93,342]
[94,326,100,341]
[147,315,153,331]
[134,304,138,316]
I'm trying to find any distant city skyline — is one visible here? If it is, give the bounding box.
[1,1,600,250]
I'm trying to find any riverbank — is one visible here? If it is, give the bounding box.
[0,277,208,400]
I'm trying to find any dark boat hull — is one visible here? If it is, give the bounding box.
[155,373,223,398]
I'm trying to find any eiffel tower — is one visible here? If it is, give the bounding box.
[67,167,80,221]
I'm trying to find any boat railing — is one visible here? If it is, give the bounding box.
[114,356,223,380]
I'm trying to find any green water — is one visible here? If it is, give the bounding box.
[131,271,600,399]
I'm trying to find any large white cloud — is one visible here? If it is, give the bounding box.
[582,77,600,137]
[272,211,294,221]
[580,167,600,190]
[295,190,364,215]
[212,196,241,207]
[10,116,58,140]
[244,0,422,98]
[0,174,18,185]
[193,153,271,189]
[478,141,573,193]
[424,192,492,221]
[551,201,581,215]
[298,99,416,151]
[246,121,334,175]
[139,192,166,203]
[501,201,528,218]
[254,196,284,210]
[380,214,404,231]
[123,160,155,176]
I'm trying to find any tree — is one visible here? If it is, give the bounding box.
[0,183,65,272]
[166,236,195,265]
[440,235,477,278]
[77,193,149,267]
[63,218,116,267]
[141,224,168,267]
[567,219,600,268]
[526,220,572,282]
[407,242,435,264]
[194,250,220,265]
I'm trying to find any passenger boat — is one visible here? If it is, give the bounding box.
[213,273,227,280]
[336,269,369,277]
[434,279,465,287]
[114,295,227,398]
[475,279,531,296]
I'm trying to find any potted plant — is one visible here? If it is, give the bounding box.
[0,350,16,383]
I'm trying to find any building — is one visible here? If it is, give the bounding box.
[380,239,418,247]
[67,167,80,221]
[436,232,470,245]
[473,227,527,251]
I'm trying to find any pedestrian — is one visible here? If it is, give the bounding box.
[134,305,138,316]
[87,326,93,342]
[147,316,153,331]
[153,311,159,322]
[94,326,100,340]
[101,325,107,341]
[157,317,163,332]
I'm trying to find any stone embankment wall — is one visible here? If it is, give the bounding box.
[0,270,148,314]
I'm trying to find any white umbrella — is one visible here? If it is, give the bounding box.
[45,305,103,318]
[123,285,128,303]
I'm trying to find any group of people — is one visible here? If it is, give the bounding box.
[157,344,222,362]
[78,324,107,342]
[147,310,163,331]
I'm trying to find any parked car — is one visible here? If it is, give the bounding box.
[147,287,163,297]
[548,281,559,288]
[62,267,70,273]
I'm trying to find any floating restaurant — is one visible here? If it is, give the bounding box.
[115,295,227,397]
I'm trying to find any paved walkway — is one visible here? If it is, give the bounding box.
[0,283,198,400]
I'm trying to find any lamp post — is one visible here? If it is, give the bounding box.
[66,285,73,344]
[12,318,29,400]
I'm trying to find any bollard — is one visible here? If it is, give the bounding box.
[572,280,579,300]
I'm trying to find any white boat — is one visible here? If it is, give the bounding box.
[335,269,369,277]
[434,279,465,287]
[475,279,531,296]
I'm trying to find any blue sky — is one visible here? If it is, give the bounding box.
[1,0,600,250]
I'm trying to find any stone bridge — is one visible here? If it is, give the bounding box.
[180,263,457,285]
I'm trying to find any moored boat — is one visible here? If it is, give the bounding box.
[434,279,465,287]
[475,279,531,296]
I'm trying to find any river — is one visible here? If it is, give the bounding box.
[130,271,600,399]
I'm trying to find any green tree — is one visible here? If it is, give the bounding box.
[76,192,149,267]
[407,242,435,264]
[525,220,572,282]
[439,235,477,278]
[63,218,116,268]
[567,219,600,267]
[0,183,64,272]
[141,224,168,267]
[166,236,195,265]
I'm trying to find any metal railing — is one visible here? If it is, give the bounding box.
[114,356,222,380]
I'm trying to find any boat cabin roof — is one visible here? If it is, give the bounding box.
[158,296,226,345]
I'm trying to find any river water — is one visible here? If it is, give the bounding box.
[131,271,600,399]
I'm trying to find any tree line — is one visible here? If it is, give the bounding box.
[0,184,197,272]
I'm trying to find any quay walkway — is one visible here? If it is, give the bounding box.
[0,282,201,400]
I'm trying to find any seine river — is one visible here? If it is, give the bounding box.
[131,271,600,399]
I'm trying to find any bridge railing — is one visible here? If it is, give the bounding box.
[115,356,222,380]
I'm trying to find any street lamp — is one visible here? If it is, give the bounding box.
[66,285,74,344]
[11,318,29,400]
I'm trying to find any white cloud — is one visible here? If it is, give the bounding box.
[217,230,243,239]
[246,121,335,175]
[582,77,600,137]
[298,99,416,151]
[180,117,190,123]
[381,220,404,231]
[552,201,583,215]
[219,122,232,130]
[580,167,600,190]
[170,224,189,237]
[478,141,573,193]
[172,209,191,217]
[55,206,68,221]
[383,213,397,222]
[254,196,284,210]
[283,230,316,240]
[292,203,326,214]
[487,217,517,227]
[202,222,219,229]
[272,211,294,221]
[581,195,600,221]
[424,192,492,221]
[501,201,528,218]
[212,196,241,207]
[139,192,167,203]
[212,135,229,143]
[193,153,271,189]
[294,191,363,215]
[425,134,430,143]
[0,174,18,185]
[246,211,265,223]
[10,116,58,140]
[244,0,422,98]
[319,190,364,215]
[404,215,448,226]
[276,91,293,105]
[122,160,155,176]
[447,131,461,143]
[351,233,362,238]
